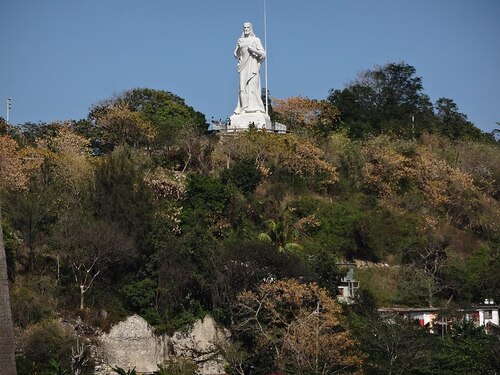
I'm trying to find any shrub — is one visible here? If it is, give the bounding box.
[11,275,58,328]
[153,358,197,375]
[16,320,93,375]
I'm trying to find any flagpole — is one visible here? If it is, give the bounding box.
[264,0,268,115]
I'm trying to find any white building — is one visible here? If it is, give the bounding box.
[467,299,499,327]
[378,299,499,335]
[337,268,359,304]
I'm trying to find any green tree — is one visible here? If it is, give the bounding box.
[89,88,207,152]
[0,117,10,135]
[119,88,206,132]
[94,146,153,243]
[90,104,156,151]
[434,98,483,140]
[213,131,339,191]
[426,319,500,375]
[18,121,57,146]
[403,235,449,307]
[6,125,95,272]
[349,312,433,375]
[220,159,263,195]
[258,206,304,254]
[183,173,233,229]
[443,245,496,303]
[328,62,434,138]
[16,320,93,375]
[52,216,135,310]
[10,275,57,328]
[211,240,307,314]
[293,194,378,260]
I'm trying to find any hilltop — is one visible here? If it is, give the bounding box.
[1,62,498,374]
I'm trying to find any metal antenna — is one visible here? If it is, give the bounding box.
[6,97,11,123]
[264,0,268,115]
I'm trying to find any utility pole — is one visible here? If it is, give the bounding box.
[6,98,11,123]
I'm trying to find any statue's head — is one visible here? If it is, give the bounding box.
[242,22,255,37]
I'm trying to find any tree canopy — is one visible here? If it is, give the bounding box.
[327,62,493,142]
[2,65,499,374]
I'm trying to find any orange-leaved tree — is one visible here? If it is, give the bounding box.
[232,279,364,374]
[273,96,341,134]
[92,103,157,150]
[213,131,339,189]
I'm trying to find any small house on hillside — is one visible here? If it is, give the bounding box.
[471,299,499,327]
[378,299,499,336]
[337,267,359,304]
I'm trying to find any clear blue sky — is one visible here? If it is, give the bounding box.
[1,0,499,132]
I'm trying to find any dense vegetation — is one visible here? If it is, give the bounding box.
[1,63,499,374]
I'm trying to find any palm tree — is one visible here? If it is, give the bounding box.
[258,208,303,254]
[0,206,17,375]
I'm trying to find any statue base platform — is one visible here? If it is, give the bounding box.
[228,113,272,132]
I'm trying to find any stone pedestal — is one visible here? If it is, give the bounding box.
[229,113,272,132]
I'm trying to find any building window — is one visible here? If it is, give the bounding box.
[484,310,492,320]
